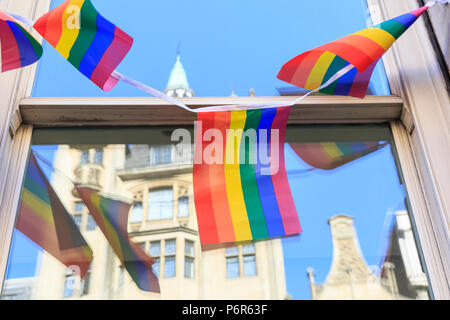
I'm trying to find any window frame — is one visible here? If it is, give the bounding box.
[184,240,195,279]
[0,0,449,300]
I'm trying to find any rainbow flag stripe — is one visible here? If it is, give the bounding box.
[0,10,42,72]
[289,142,385,170]
[278,6,430,98]
[33,0,133,91]
[76,187,160,293]
[193,107,302,247]
[16,154,93,278]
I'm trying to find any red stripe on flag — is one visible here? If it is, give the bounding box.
[193,113,219,245]
[289,51,324,89]
[317,41,375,72]
[16,203,92,278]
[90,27,133,91]
[277,52,309,84]
[335,34,386,63]
[34,0,69,47]
[0,20,21,72]
[348,59,378,98]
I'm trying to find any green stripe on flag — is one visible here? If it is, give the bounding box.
[67,0,98,68]
[240,110,269,240]
[24,177,51,205]
[378,20,406,40]
[319,55,348,95]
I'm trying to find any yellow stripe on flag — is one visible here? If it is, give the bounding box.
[352,28,396,50]
[90,192,124,262]
[321,143,344,160]
[224,111,252,241]
[21,189,54,224]
[305,52,336,90]
[55,0,84,58]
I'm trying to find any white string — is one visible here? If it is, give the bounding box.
[114,63,354,113]
[7,12,35,28]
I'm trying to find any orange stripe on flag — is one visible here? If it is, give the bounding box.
[290,51,324,88]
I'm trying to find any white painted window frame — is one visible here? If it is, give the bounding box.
[0,0,448,298]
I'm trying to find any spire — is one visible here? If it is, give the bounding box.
[164,43,194,98]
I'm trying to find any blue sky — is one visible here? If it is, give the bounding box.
[4,0,407,300]
[33,0,390,97]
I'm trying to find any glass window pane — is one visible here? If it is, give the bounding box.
[226,257,239,279]
[130,202,143,223]
[178,197,189,217]
[165,239,176,255]
[164,257,176,278]
[150,241,161,256]
[242,244,255,255]
[63,272,76,298]
[118,266,124,288]
[86,214,96,231]
[74,202,84,213]
[148,188,173,220]
[151,146,172,165]
[72,214,82,230]
[185,240,194,256]
[2,125,431,300]
[225,246,239,256]
[243,255,257,277]
[94,149,103,165]
[80,151,89,164]
[184,257,194,279]
[153,258,160,279]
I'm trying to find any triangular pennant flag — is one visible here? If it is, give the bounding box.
[0,10,43,72]
[16,154,93,278]
[76,187,160,293]
[33,0,133,91]
[289,142,387,170]
[278,6,430,98]
[193,107,302,250]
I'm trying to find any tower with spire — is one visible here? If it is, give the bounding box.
[164,44,194,98]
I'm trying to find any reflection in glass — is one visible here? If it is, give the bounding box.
[130,202,143,223]
[178,197,189,218]
[86,214,96,231]
[165,240,176,255]
[185,257,194,279]
[226,257,240,279]
[150,241,161,256]
[243,255,257,277]
[164,257,176,278]
[0,125,430,300]
[148,188,173,220]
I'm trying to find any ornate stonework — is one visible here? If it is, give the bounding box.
[307,215,406,300]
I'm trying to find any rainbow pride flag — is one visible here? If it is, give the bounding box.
[289,142,386,170]
[16,154,93,278]
[278,6,430,98]
[33,0,133,91]
[0,10,42,72]
[76,187,160,293]
[193,107,302,248]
